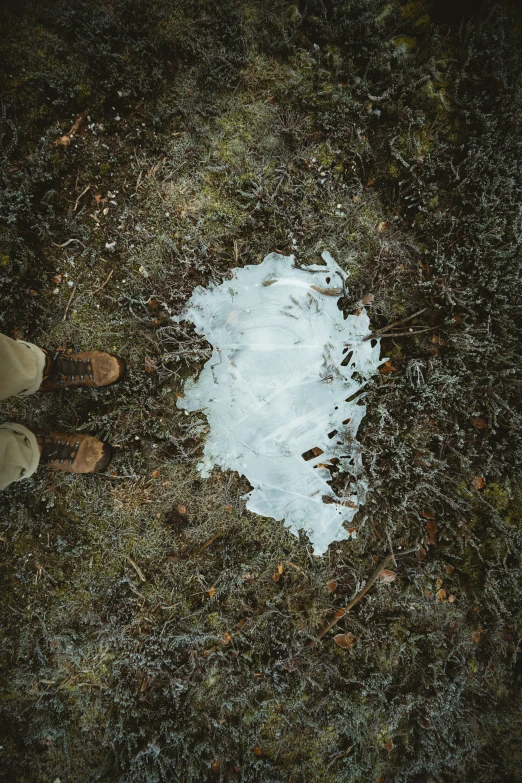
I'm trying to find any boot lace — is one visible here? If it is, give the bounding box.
[44,351,94,386]
[37,434,80,466]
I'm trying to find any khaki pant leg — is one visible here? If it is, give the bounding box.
[0,333,46,400]
[0,423,40,490]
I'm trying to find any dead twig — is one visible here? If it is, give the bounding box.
[309,546,419,644]
[91,269,113,295]
[377,326,438,339]
[73,185,91,211]
[52,238,86,249]
[125,555,146,582]
[199,530,223,551]
[62,282,78,321]
[363,308,427,341]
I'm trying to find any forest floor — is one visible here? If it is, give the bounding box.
[1,1,522,782]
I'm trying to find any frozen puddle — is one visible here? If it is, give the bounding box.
[174,252,384,555]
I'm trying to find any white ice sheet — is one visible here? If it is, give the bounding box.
[174,252,383,554]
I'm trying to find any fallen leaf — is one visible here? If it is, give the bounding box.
[334,633,355,648]
[425,588,432,598]
[326,580,338,592]
[448,594,456,603]
[417,546,427,562]
[51,274,62,284]
[277,564,284,575]
[445,564,455,573]
[380,360,397,374]
[211,758,221,774]
[384,738,393,752]
[335,607,346,618]
[377,221,388,232]
[151,470,160,478]
[177,504,187,514]
[473,417,488,429]
[253,746,263,757]
[474,476,486,490]
[55,135,72,147]
[272,572,281,583]
[208,587,216,598]
[144,356,156,373]
[379,569,397,583]
[367,178,376,186]
[225,504,233,512]
[472,630,481,643]
[436,588,447,602]
[223,633,232,645]
[425,520,437,546]
[421,509,435,520]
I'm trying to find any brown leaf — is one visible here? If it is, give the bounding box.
[225,505,233,512]
[379,569,397,583]
[222,632,232,645]
[272,572,281,583]
[144,356,156,374]
[445,564,455,573]
[277,564,284,575]
[377,221,388,232]
[417,546,427,562]
[472,630,481,644]
[436,588,447,602]
[253,746,263,757]
[208,587,216,598]
[380,360,397,374]
[473,417,488,430]
[211,758,221,774]
[326,580,338,592]
[384,738,393,752]
[474,476,486,490]
[55,135,72,147]
[151,470,160,478]
[421,509,435,520]
[177,504,187,514]
[367,178,376,186]
[334,607,346,618]
[448,594,456,603]
[425,520,438,547]
[334,632,355,648]
[310,284,343,296]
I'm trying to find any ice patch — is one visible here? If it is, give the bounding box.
[174,252,384,555]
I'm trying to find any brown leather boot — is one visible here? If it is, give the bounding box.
[39,348,126,391]
[35,431,112,473]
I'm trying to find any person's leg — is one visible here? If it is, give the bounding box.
[0,423,40,490]
[0,333,46,400]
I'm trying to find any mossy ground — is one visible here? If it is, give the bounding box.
[1,1,522,782]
